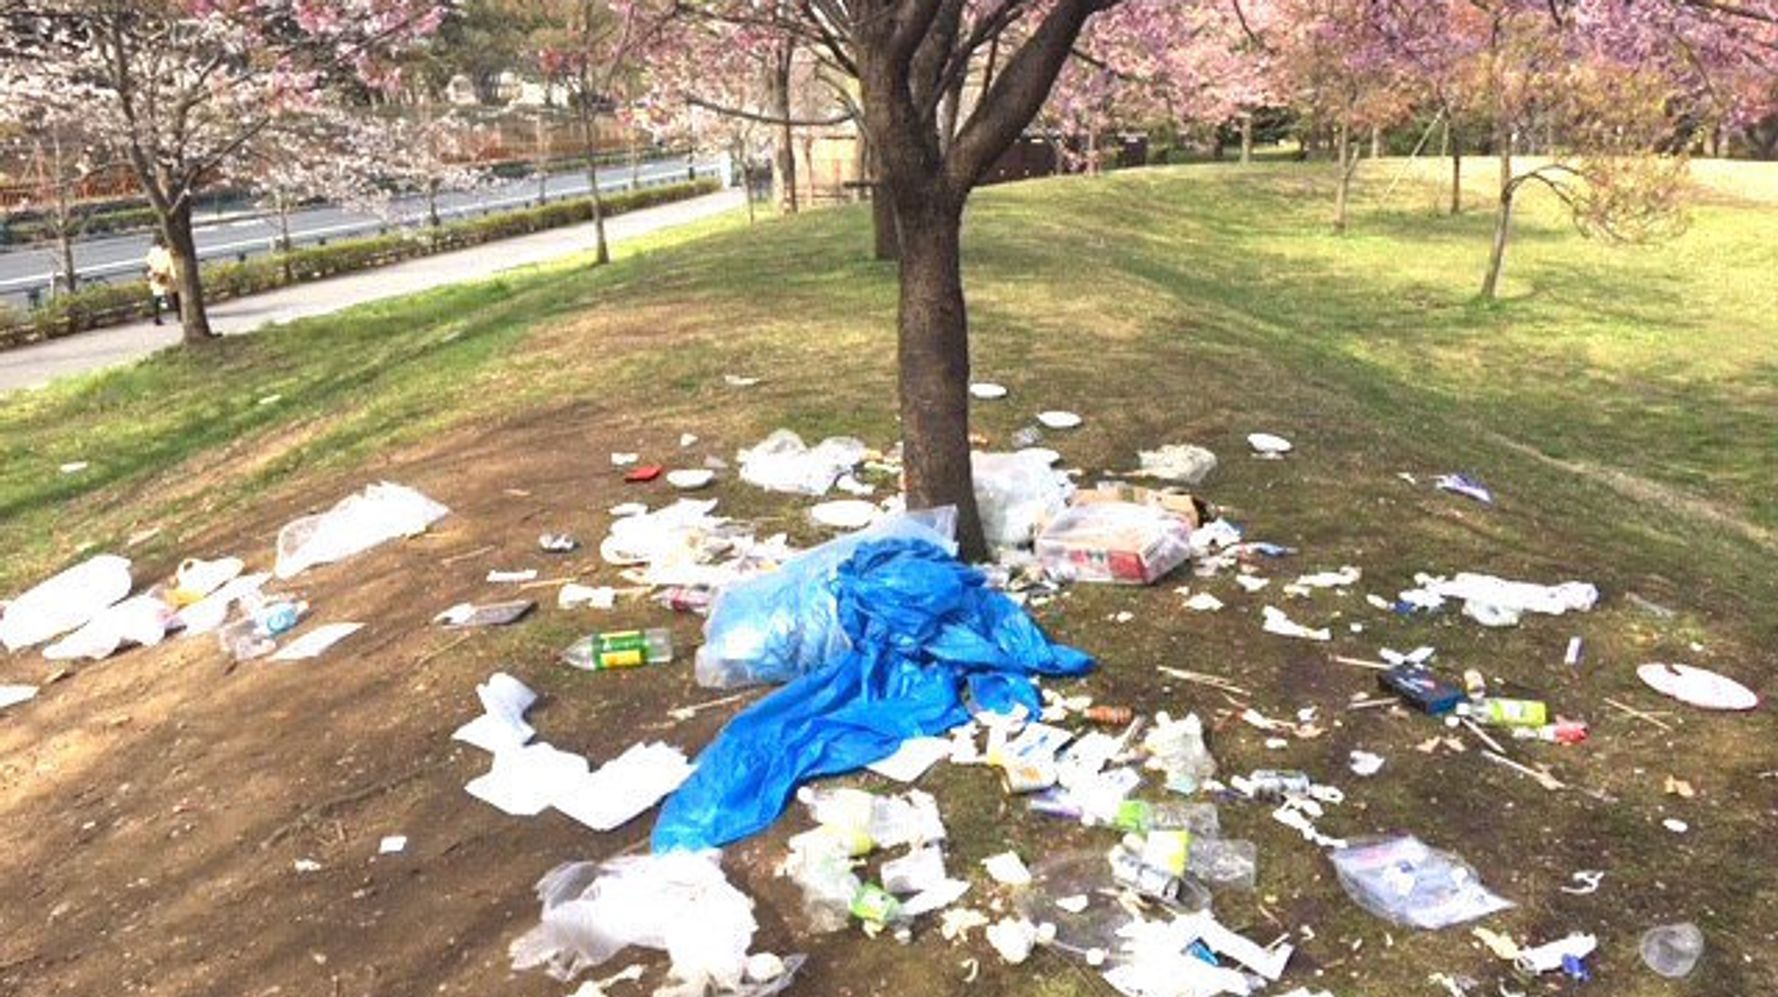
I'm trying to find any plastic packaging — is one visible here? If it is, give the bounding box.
[1639,922,1703,978]
[782,841,863,933]
[1457,697,1548,727]
[972,450,1070,549]
[274,482,448,579]
[563,628,674,670]
[43,594,172,661]
[0,554,133,652]
[1329,835,1513,929]
[1112,800,1220,837]
[1136,444,1218,484]
[737,429,867,496]
[693,508,958,690]
[510,850,797,996]
[1189,838,1257,891]
[1143,712,1215,792]
[1036,502,1195,585]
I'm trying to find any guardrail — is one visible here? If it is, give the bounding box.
[1,160,719,308]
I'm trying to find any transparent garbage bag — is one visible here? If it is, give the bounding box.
[1036,502,1195,585]
[0,554,132,652]
[693,508,957,689]
[274,482,448,579]
[1329,835,1513,929]
[973,450,1070,549]
[737,430,868,496]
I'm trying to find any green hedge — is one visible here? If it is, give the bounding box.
[0,179,719,348]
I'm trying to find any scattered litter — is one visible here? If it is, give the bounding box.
[170,556,244,603]
[268,622,362,661]
[985,917,1043,964]
[563,628,674,670]
[724,374,760,388]
[737,430,866,496]
[1662,818,1688,834]
[378,835,407,854]
[558,584,617,610]
[609,502,647,517]
[1515,933,1596,975]
[1136,444,1218,484]
[1664,775,1696,798]
[553,743,695,832]
[511,851,796,994]
[487,569,538,584]
[680,433,699,447]
[45,595,172,661]
[611,453,639,466]
[941,908,990,942]
[1564,636,1583,666]
[970,382,1008,399]
[974,450,1070,549]
[1036,410,1082,430]
[668,469,716,490]
[624,465,663,483]
[982,852,1033,886]
[867,737,953,783]
[1247,433,1292,458]
[1636,663,1758,711]
[668,691,751,722]
[293,858,322,873]
[1054,894,1090,914]
[810,499,880,531]
[1435,473,1494,504]
[1283,565,1361,596]
[0,685,38,710]
[59,461,89,474]
[1479,750,1565,791]
[1398,573,1597,624]
[274,482,448,579]
[452,672,537,754]
[1329,835,1513,929]
[1639,922,1703,978]
[539,533,579,553]
[1184,592,1224,612]
[1559,870,1604,895]
[436,600,536,627]
[1037,500,1194,585]
[1349,751,1385,777]
[0,554,133,652]
[1261,605,1330,641]
[1235,574,1269,592]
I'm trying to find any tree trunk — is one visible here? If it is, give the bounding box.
[56,228,78,295]
[579,99,610,266]
[164,199,214,343]
[275,193,295,282]
[1370,123,1382,159]
[770,44,798,214]
[426,179,441,229]
[1449,140,1462,215]
[1333,120,1353,234]
[1480,146,1513,299]
[895,199,986,560]
[1239,114,1253,165]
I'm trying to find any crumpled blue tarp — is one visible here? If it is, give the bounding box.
[652,537,1093,852]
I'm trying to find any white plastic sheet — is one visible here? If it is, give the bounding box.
[44,594,171,661]
[973,450,1070,549]
[274,482,448,579]
[737,429,867,496]
[0,554,133,652]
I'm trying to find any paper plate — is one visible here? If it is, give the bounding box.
[970,382,1009,400]
[810,500,879,530]
[1637,663,1759,711]
[1248,432,1293,455]
[1017,447,1062,466]
[1036,410,1083,430]
[666,469,715,490]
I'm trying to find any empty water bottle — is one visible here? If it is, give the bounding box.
[1639,922,1703,978]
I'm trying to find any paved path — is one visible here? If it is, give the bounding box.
[0,155,719,306]
[0,188,743,393]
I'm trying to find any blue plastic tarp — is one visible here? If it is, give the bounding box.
[652,537,1094,852]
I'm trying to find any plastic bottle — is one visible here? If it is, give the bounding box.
[1457,697,1548,727]
[561,628,674,670]
[1246,770,1313,799]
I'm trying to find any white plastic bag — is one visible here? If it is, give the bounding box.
[737,430,867,496]
[274,482,448,579]
[0,554,132,652]
[972,450,1070,549]
[44,595,172,661]
[511,851,788,996]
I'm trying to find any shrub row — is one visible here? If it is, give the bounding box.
[0,179,719,348]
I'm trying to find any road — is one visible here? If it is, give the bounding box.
[0,153,719,307]
[0,187,743,393]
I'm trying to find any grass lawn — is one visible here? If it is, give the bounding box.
[1,158,1774,997]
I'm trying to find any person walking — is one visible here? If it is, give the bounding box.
[144,235,179,326]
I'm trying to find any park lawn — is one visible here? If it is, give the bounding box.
[1,159,1775,997]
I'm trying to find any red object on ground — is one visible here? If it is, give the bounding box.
[624,465,664,483]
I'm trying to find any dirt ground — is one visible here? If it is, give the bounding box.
[4,392,1776,997]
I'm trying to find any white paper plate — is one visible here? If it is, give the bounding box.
[1637,662,1759,711]
[1017,447,1062,466]
[1248,432,1293,455]
[666,469,715,490]
[970,382,1008,400]
[1036,410,1083,430]
[810,500,880,530]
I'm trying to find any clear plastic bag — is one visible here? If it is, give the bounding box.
[693,508,957,689]
[274,482,448,579]
[972,451,1070,549]
[1036,502,1195,585]
[0,554,133,652]
[737,430,868,496]
[1329,835,1513,929]
[1189,838,1257,891]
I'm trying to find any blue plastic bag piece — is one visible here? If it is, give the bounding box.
[653,538,1093,852]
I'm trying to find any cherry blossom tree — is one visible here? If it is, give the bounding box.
[0,1,447,344]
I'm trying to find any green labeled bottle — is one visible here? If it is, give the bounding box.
[1459,697,1548,727]
[562,628,674,670]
